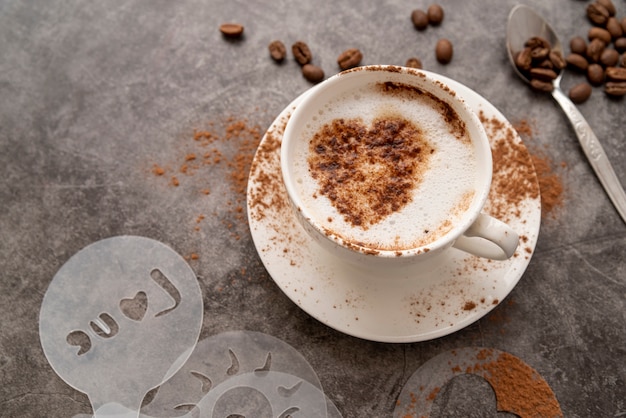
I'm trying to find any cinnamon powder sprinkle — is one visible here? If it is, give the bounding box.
[479,111,540,223]
[472,348,563,418]
[149,116,263,255]
[512,119,565,219]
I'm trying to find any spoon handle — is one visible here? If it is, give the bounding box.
[551,86,626,224]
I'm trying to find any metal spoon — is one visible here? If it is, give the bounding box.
[506,4,626,224]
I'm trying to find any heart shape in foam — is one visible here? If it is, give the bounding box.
[307,115,434,229]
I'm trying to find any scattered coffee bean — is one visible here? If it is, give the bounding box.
[600,48,620,67]
[337,48,363,70]
[587,63,605,85]
[589,27,612,44]
[219,23,244,38]
[570,36,588,55]
[586,38,606,62]
[411,9,429,30]
[606,66,626,81]
[427,4,444,25]
[302,64,325,83]
[292,41,312,65]
[268,40,287,62]
[587,3,610,26]
[566,53,590,71]
[569,82,593,103]
[615,38,626,53]
[435,39,453,64]
[604,81,626,96]
[607,18,623,40]
[405,57,423,69]
[621,17,626,34]
[597,0,616,17]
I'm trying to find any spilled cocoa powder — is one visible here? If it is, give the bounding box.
[398,347,562,418]
[478,111,541,224]
[150,116,263,259]
[510,119,565,219]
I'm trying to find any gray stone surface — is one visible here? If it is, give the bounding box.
[1,0,625,417]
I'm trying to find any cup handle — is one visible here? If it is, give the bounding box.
[452,213,519,260]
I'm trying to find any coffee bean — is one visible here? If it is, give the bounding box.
[268,40,286,62]
[606,17,624,39]
[530,67,559,82]
[515,48,533,71]
[530,47,550,62]
[337,48,363,70]
[569,82,593,103]
[621,17,626,34]
[537,59,554,70]
[566,53,590,71]
[292,41,312,65]
[600,48,620,67]
[606,66,626,81]
[549,50,567,70]
[586,38,606,62]
[525,36,551,50]
[615,38,626,53]
[435,39,453,64]
[604,81,626,96]
[587,3,610,26]
[405,57,423,69]
[411,9,429,30]
[427,4,444,25]
[596,0,616,17]
[587,63,605,85]
[530,78,554,92]
[589,27,612,44]
[570,36,588,55]
[219,23,244,38]
[302,64,325,83]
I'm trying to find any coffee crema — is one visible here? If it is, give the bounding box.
[292,81,478,251]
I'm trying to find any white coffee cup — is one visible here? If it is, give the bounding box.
[281,65,519,266]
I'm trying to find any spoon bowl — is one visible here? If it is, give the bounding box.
[506,4,626,224]
[506,4,564,86]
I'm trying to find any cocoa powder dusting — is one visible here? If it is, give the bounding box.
[512,119,565,219]
[479,111,540,224]
[307,116,433,228]
[377,81,468,142]
[149,116,263,258]
[398,348,562,418]
[472,349,563,418]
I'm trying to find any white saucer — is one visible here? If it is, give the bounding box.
[246,71,541,343]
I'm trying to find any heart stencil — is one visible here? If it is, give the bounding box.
[120,291,148,321]
[307,115,434,229]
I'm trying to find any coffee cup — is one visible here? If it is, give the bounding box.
[281,65,519,267]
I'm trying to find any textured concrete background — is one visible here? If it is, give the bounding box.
[1,0,625,417]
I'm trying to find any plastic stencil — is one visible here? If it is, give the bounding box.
[140,330,341,417]
[39,236,203,417]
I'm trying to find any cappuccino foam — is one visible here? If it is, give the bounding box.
[291,81,479,251]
